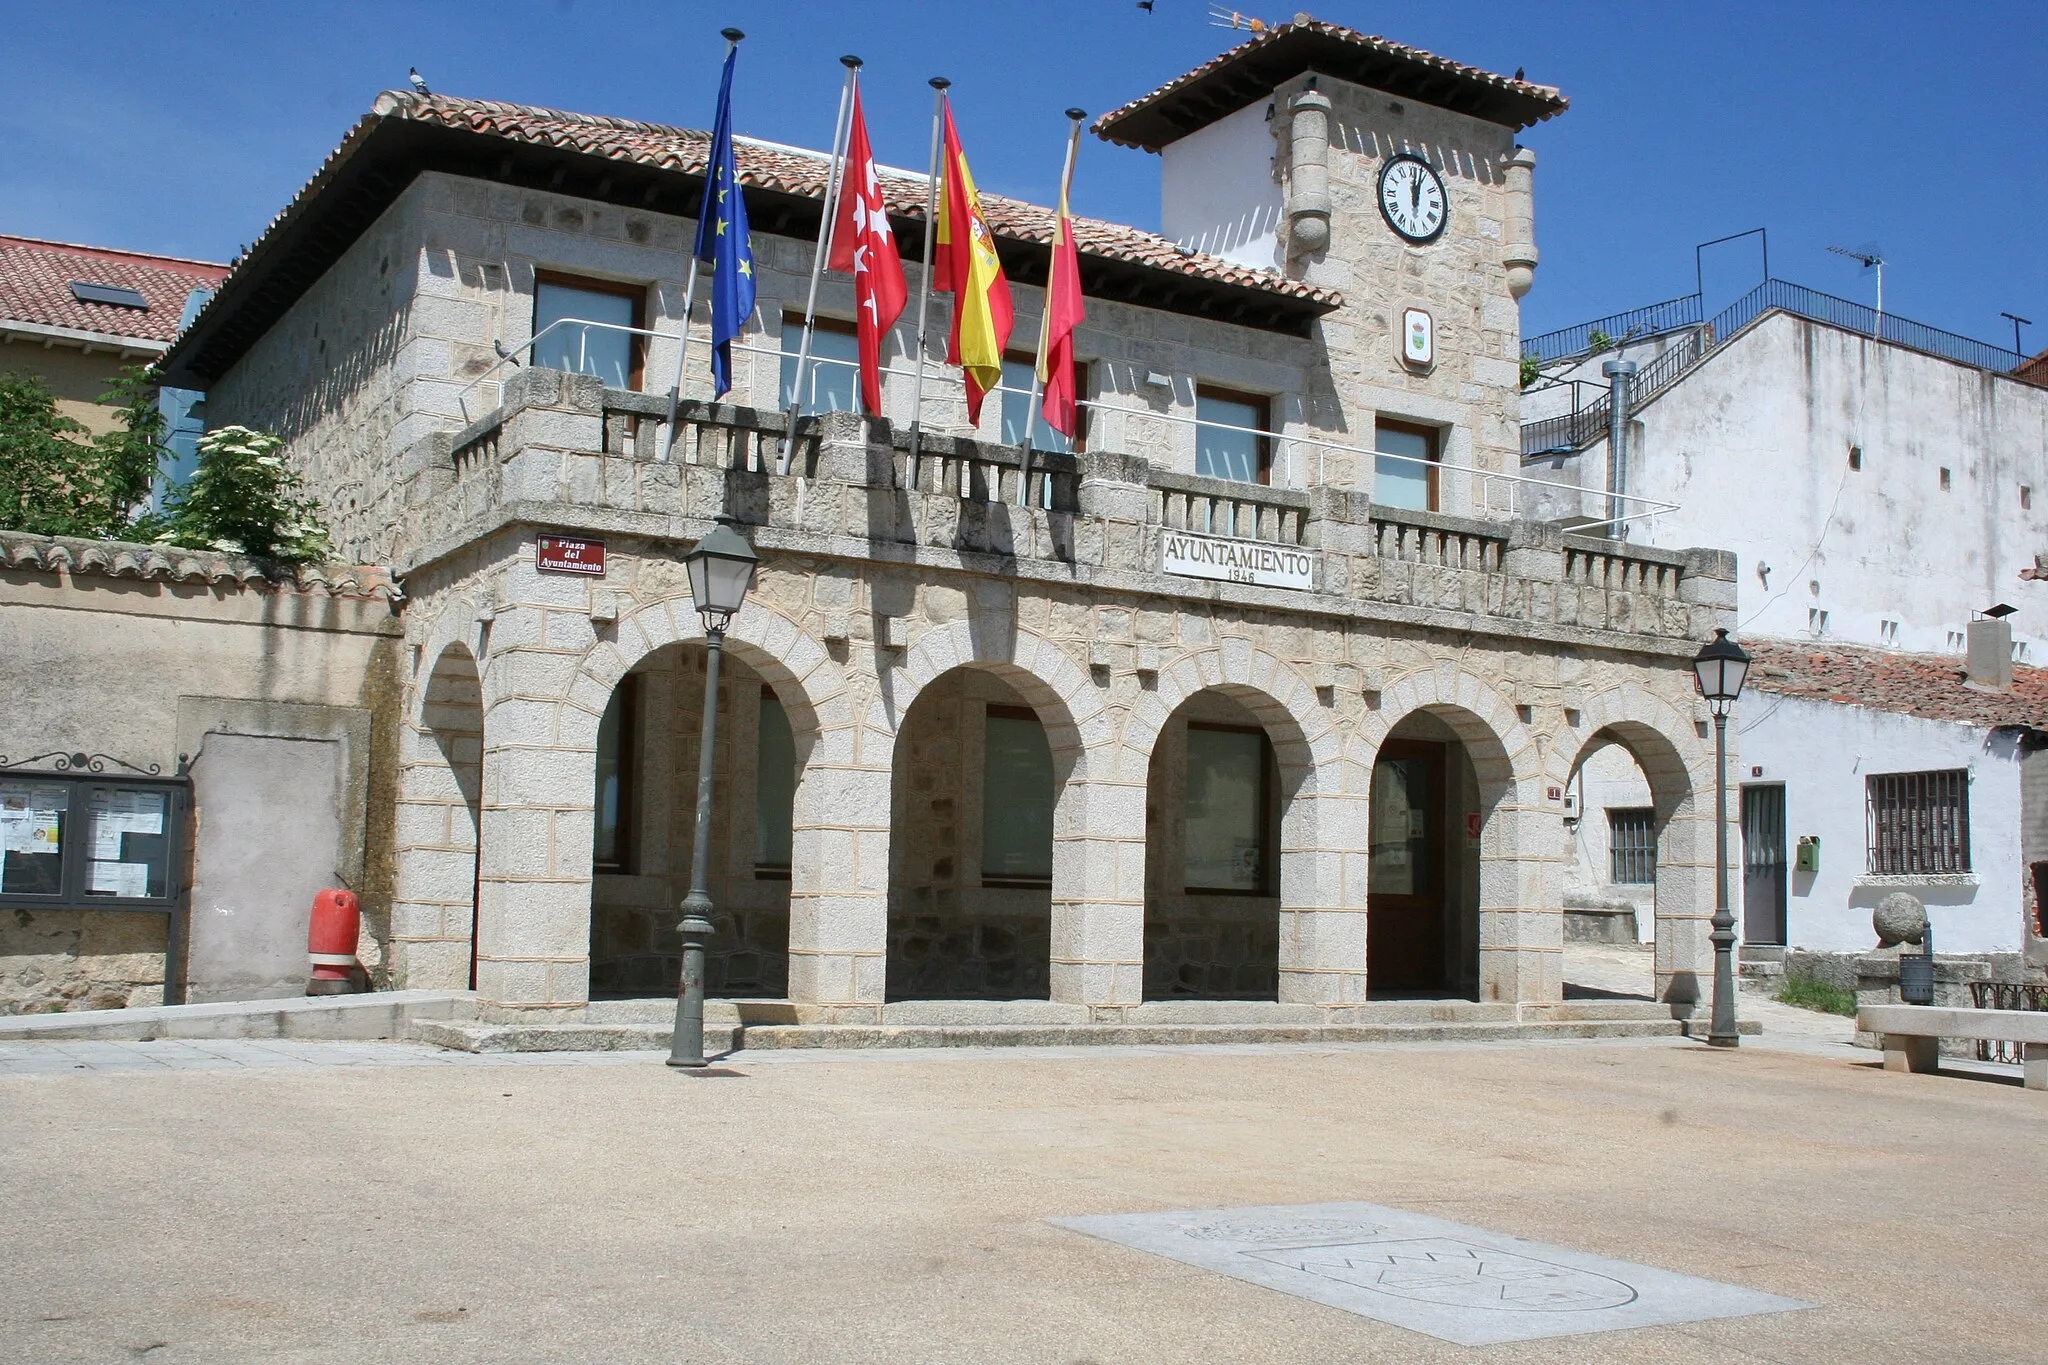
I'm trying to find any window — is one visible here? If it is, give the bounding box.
[594,675,637,872]
[982,706,1054,886]
[1184,724,1271,893]
[779,314,860,415]
[1608,808,1657,884]
[1375,417,1440,512]
[1866,769,1970,876]
[2023,485,2033,510]
[756,687,795,875]
[1,776,184,907]
[534,273,645,390]
[1881,618,1900,646]
[1939,467,1952,492]
[1000,353,1088,453]
[1848,444,1863,471]
[1807,608,1830,636]
[1194,386,1270,484]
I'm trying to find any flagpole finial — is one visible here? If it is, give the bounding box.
[720,27,744,42]
[1065,107,1087,122]
[840,54,863,70]
[929,76,951,91]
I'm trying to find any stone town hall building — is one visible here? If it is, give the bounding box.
[144,19,1736,1027]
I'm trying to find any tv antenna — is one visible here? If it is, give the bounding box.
[1207,5,1270,31]
[1826,244,1885,337]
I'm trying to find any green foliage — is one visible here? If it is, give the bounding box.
[0,369,94,536]
[0,364,170,540]
[92,365,169,527]
[1775,973,1858,1017]
[1587,328,1614,353]
[1519,354,1541,389]
[153,425,331,563]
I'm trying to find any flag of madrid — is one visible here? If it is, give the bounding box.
[827,87,906,416]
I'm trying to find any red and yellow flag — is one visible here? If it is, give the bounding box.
[1037,123,1086,441]
[933,102,1013,425]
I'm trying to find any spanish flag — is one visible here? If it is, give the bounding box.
[933,101,1013,424]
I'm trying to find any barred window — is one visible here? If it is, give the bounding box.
[1608,808,1656,885]
[1865,770,1970,875]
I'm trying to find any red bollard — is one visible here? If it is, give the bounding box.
[307,889,364,996]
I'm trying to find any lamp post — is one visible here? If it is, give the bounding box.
[1691,627,1752,1049]
[667,515,759,1068]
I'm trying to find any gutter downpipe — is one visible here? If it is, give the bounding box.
[1601,358,1638,534]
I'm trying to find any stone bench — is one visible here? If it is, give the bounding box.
[1857,1004,2048,1090]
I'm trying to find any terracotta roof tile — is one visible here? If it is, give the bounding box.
[371,92,1341,308]
[1744,638,2048,731]
[1094,17,1568,150]
[0,528,397,601]
[0,235,228,346]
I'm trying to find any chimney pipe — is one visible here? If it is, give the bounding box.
[1966,616,2015,691]
[1601,358,1638,533]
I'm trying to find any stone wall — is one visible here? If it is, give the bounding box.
[0,536,402,1013]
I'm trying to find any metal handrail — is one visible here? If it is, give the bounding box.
[462,316,1676,527]
[1521,293,1705,365]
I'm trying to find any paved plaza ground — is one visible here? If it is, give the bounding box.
[1,954,2041,1363]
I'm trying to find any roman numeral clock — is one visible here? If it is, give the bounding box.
[1377,153,1447,245]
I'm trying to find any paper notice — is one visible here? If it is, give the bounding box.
[88,861,150,898]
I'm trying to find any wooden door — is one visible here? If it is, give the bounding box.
[1368,740,1448,993]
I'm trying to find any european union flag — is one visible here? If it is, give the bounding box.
[696,44,754,398]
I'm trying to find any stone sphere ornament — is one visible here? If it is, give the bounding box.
[1873,892,1929,948]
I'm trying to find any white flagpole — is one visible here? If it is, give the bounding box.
[1017,110,1084,507]
[779,56,861,476]
[659,27,743,464]
[905,77,949,492]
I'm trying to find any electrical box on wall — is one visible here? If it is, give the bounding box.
[1795,836,1820,873]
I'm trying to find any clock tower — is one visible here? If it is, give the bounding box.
[1094,16,1565,498]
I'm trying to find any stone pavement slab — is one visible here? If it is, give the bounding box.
[1058,1200,1810,1345]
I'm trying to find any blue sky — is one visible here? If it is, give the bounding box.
[3,0,2043,349]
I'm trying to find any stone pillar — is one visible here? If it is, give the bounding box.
[388,645,484,990]
[784,727,892,1021]
[1652,765,1719,1012]
[1049,773,1148,1017]
[1276,786,1372,1007]
[1477,799,1566,1004]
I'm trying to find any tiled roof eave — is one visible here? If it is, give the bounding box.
[0,528,399,601]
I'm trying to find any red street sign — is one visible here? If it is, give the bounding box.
[537,535,606,577]
[1465,812,1483,841]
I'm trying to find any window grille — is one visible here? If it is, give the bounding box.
[1865,770,1970,875]
[1607,808,1657,885]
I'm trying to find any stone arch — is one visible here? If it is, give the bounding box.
[390,625,486,992]
[1357,667,1550,1003]
[1123,642,1361,1008]
[1554,687,1716,1010]
[880,621,1123,1007]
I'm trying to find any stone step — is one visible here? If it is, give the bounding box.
[409,1014,1701,1054]
[0,990,474,1042]
[409,1019,741,1054]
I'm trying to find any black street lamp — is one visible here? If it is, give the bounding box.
[667,515,759,1068]
[1691,627,1751,1049]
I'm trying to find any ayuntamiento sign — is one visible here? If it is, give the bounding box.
[1160,529,1316,591]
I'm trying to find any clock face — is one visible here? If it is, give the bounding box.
[1378,154,1447,244]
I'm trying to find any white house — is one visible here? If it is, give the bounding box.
[1524,280,2048,977]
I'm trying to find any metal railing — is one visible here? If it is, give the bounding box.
[1521,279,2030,457]
[460,317,1677,529]
[1522,293,1705,365]
[1970,981,2048,1065]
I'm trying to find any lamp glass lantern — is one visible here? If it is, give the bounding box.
[1692,628,1751,714]
[683,518,759,631]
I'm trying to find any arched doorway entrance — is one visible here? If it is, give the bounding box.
[585,639,805,1000]
[888,664,1076,1000]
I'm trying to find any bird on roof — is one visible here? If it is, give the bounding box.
[409,67,432,96]
[1514,67,1526,80]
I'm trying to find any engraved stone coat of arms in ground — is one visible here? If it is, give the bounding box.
[1055,1201,1810,1347]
